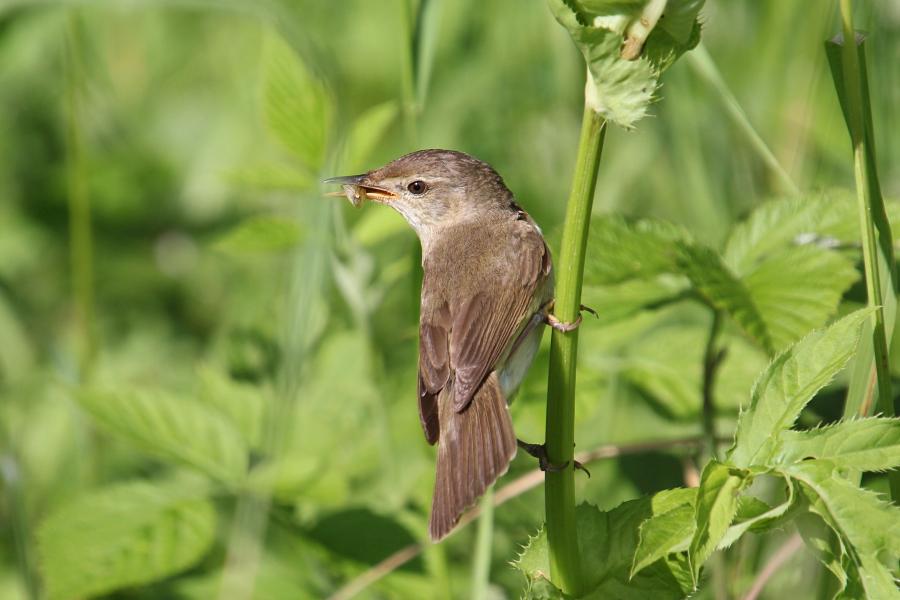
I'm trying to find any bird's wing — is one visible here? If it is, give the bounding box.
[417,221,551,443]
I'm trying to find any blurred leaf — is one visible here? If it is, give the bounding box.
[656,0,705,44]
[723,194,847,275]
[213,215,303,255]
[583,216,690,286]
[582,275,690,325]
[343,101,398,172]
[263,33,332,171]
[743,245,858,352]
[547,0,703,127]
[196,364,267,448]
[352,207,411,247]
[621,324,704,419]
[718,474,794,548]
[675,243,773,352]
[79,389,248,484]
[687,461,749,583]
[516,492,696,598]
[789,461,900,597]
[728,309,872,468]
[38,479,215,600]
[779,417,900,471]
[306,508,422,571]
[227,162,313,191]
[795,510,848,592]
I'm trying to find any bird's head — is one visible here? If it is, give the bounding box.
[325,149,512,243]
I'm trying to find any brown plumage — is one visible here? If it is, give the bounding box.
[326,149,553,540]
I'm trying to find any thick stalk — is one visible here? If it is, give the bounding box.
[544,105,606,596]
[830,0,899,501]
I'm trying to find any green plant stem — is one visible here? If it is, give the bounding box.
[470,487,494,600]
[544,105,606,596]
[830,0,899,501]
[65,14,95,373]
[687,44,800,197]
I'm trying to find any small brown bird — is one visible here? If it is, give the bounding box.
[327,150,577,541]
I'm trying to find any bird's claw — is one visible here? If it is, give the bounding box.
[547,313,581,332]
[517,439,590,477]
[543,301,597,332]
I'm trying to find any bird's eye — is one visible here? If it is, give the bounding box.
[407,180,427,195]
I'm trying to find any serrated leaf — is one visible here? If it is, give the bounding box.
[795,509,848,593]
[516,491,696,598]
[723,193,849,275]
[728,309,872,468]
[675,243,773,352]
[342,101,398,172]
[547,0,702,128]
[213,216,304,255]
[584,216,681,285]
[263,33,332,171]
[718,473,794,548]
[788,461,900,562]
[790,461,900,599]
[657,0,705,44]
[744,245,858,352]
[38,480,215,600]
[582,275,690,324]
[688,461,749,582]
[779,417,900,471]
[631,501,695,577]
[79,389,248,484]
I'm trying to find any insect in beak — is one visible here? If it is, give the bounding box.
[324,175,397,207]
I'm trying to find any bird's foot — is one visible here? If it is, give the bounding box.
[543,300,598,333]
[516,439,591,477]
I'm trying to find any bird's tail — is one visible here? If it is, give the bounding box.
[429,371,516,541]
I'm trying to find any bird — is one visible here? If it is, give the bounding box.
[326,149,581,541]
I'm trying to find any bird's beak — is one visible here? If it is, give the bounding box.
[323,174,397,206]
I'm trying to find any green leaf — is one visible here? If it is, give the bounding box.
[790,461,900,599]
[213,216,304,255]
[582,276,690,325]
[342,101,398,172]
[38,479,215,600]
[728,309,872,468]
[631,496,695,577]
[723,193,848,275]
[79,389,248,484]
[621,324,705,419]
[743,245,858,352]
[687,461,749,582]
[719,473,794,548]
[547,0,702,128]
[196,364,267,448]
[675,243,773,353]
[795,509,848,593]
[779,417,900,471]
[583,216,689,286]
[226,162,313,191]
[262,33,332,171]
[516,491,696,598]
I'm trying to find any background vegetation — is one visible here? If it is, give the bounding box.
[1,0,899,598]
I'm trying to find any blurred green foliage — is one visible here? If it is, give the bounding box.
[1,0,899,599]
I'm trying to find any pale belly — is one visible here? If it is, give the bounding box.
[497,310,546,402]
